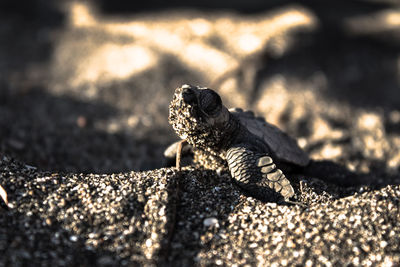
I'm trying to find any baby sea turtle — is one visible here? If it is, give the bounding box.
[166,84,309,202]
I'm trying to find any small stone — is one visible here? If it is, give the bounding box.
[97,256,114,265]
[145,239,152,247]
[215,259,223,265]
[24,164,37,170]
[203,217,219,227]
[76,116,87,128]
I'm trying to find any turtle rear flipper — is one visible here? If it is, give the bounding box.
[164,140,193,168]
[164,140,193,159]
[226,145,295,202]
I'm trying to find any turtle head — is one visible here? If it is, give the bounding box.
[169,84,230,150]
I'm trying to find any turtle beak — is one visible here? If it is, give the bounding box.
[182,87,197,105]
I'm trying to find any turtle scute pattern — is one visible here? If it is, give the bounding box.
[229,108,309,167]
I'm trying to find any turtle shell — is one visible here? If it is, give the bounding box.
[230,108,310,166]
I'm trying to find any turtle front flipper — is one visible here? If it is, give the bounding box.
[226,145,295,202]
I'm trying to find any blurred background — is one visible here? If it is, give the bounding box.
[0,0,399,175]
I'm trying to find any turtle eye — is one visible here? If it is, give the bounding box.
[182,87,196,105]
[200,89,222,116]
